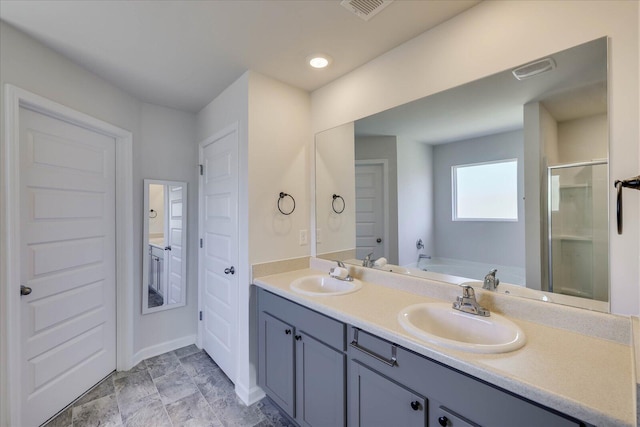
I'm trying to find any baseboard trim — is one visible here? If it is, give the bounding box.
[235,382,265,406]
[130,334,197,367]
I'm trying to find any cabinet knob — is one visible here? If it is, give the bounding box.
[438,416,449,426]
[295,335,302,341]
[410,401,421,411]
[285,329,292,335]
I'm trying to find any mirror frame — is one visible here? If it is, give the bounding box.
[142,179,188,314]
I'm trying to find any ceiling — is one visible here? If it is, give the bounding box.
[355,37,608,144]
[0,0,479,113]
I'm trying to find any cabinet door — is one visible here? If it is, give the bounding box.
[349,361,426,427]
[258,312,295,417]
[431,404,479,427]
[296,332,346,427]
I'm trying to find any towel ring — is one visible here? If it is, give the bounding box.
[149,209,157,219]
[332,194,345,214]
[278,192,295,215]
[614,175,640,234]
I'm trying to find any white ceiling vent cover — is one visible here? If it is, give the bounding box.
[512,58,557,80]
[340,0,394,21]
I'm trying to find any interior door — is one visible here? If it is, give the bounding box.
[167,184,185,304]
[355,162,386,260]
[19,107,116,426]
[200,127,239,382]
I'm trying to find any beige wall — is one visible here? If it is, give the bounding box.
[310,0,640,315]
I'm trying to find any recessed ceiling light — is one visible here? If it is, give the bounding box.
[307,54,332,69]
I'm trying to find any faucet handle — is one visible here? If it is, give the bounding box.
[460,284,475,299]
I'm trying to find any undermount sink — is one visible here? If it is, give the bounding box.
[290,274,363,296]
[398,302,526,354]
[462,281,553,302]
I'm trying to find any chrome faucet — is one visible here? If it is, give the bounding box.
[453,285,490,317]
[362,252,374,267]
[483,269,500,291]
[330,260,353,281]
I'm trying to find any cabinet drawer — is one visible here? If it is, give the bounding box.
[258,289,346,351]
[347,326,583,427]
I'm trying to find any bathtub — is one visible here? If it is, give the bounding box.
[406,257,526,286]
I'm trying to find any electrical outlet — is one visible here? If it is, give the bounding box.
[299,229,308,246]
[316,228,322,244]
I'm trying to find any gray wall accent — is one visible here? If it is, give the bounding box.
[355,136,399,265]
[433,129,525,268]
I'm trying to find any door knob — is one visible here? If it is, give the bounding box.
[224,266,235,275]
[376,238,382,243]
[20,285,32,296]
[164,246,172,251]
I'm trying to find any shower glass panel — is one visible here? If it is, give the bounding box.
[548,161,608,302]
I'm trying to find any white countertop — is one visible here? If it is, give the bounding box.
[254,267,636,427]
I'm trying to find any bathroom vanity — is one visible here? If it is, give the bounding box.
[254,260,636,427]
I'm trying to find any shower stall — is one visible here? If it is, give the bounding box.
[547,160,608,301]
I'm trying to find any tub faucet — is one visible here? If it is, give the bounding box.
[483,269,500,291]
[453,285,490,317]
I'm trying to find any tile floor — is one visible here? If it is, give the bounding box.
[44,345,295,427]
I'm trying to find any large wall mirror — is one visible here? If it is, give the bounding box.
[143,179,187,314]
[315,37,609,312]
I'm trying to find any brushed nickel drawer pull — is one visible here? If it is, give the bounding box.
[350,328,397,367]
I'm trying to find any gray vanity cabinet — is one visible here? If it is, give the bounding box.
[349,361,427,427]
[257,289,346,427]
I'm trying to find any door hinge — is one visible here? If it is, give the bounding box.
[199,311,203,321]
[199,164,203,176]
[199,238,203,248]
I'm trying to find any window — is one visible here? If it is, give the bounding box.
[452,159,518,221]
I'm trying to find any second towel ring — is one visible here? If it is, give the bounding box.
[278,192,296,215]
[149,209,158,218]
[332,194,345,214]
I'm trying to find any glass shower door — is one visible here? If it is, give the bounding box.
[548,161,608,302]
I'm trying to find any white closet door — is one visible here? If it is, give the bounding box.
[167,184,186,305]
[19,107,116,427]
[355,162,386,260]
[200,127,239,383]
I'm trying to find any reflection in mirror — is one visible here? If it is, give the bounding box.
[143,179,187,313]
[315,37,609,312]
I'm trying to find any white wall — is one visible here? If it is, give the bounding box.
[247,72,311,264]
[396,138,433,266]
[316,123,356,256]
[433,130,525,268]
[310,0,639,315]
[355,135,398,264]
[137,103,198,354]
[557,114,608,162]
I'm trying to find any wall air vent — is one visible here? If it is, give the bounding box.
[340,0,394,21]
[512,58,556,80]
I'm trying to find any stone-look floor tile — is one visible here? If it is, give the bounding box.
[74,375,116,407]
[120,392,172,427]
[155,364,200,405]
[179,349,220,377]
[114,369,157,405]
[165,390,224,427]
[43,406,72,427]
[145,351,180,379]
[72,394,122,427]
[208,395,266,427]
[193,369,235,405]
[258,398,297,427]
[174,344,201,359]
[112,361,148,381]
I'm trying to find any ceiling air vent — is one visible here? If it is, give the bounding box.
[340,0,394,21]
[512,58,557,81]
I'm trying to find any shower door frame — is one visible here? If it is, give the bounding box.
[546,159,608,296]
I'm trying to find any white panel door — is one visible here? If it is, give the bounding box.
[167,184,185,305]
[200,128,238,383]
[355,163,386,260]
[19,107,116,426]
